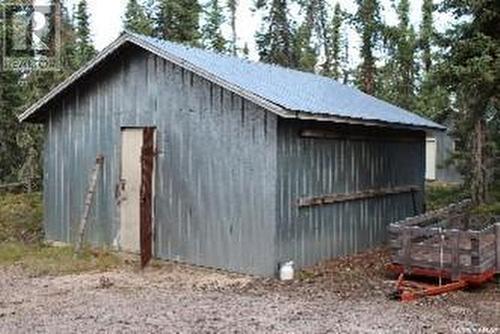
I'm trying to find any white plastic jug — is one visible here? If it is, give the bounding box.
[280,261,294,281]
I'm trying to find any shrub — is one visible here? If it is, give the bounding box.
[0,192,43,244]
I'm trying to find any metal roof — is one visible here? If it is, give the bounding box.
[20,31,445,130]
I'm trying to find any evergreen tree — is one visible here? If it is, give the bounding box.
[227,0,238,55]
[414,0,449,121]
[0,71,25,182]
[24,0,77,101]
[437,0,499,204]
[324,3,343,79]
[353,0,381,95]
[157,0,201,45]
[315,0,330,74]
[0,1,30,182]
[395,0,416,109]
[378,0,417,109]
[74,0,96,67]
[294,1,317,72]
[124,0,155,36]
[144,0,158,27]
[293,0,330,73]
[202,0,228,52]
[15,1,77,187]
[419,0,433,73]
[255,0,295,67]
[340,33,350,84]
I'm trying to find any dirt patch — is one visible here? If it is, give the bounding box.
[0,249,499,334]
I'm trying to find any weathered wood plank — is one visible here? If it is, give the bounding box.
[75,155,104,254]
[300,129,424,143]
[0,182,25,192]
[297,185,420,208]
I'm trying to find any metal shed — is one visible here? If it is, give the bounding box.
[20,32,444,276]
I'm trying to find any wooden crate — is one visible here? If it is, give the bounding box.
[389,201,500,281]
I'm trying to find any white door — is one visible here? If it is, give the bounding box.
[119,128,144,253]
[426,138,437,181]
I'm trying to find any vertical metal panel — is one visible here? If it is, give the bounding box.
[276,119,426,270]
[151,57,278,275]
[43,47,278,276]
[431,130,462,183]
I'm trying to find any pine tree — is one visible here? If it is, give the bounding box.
[255,0,295,67]
[74,0,96,67]
[293,0,330,73]
[15,1,77,187]
[0,70,25,182]
[325,3,343,79]
[202,0,228,53]
[438,0,500,205]
[124,0,155,36]
[340,33,350,84]
[354,0,381,95]
[419,0,433,73]
[157,0,201,45]
[144,0,158,27]
[294,25,316,72]
[386,0,417,109]
[414,0,449,121]
[294,1,317,72]
[227,0,238,55]
[25,0,78,100]
[0,1,28,182]
[314,0,330,74]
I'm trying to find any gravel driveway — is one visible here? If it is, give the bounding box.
[1,254,499,334]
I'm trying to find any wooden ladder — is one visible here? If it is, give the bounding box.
[75,155,105,254]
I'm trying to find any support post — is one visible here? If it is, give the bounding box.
[448,229,461,281]
[402,227,412,274]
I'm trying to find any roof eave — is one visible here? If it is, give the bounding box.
[293,111,446,132]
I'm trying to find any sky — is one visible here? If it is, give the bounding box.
[57,0,454,62]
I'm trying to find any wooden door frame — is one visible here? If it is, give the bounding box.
[140,127,156,268]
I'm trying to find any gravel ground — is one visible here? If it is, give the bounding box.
[0,250,499,334]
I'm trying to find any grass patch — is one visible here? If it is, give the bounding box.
[0,243,122,277]
[0,192,122,276]
[0,192,43,243]
[426,182,468,211]
[472,202,500,215]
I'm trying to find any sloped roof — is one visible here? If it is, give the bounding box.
[20,31,444,131]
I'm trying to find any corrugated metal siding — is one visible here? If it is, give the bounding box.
[44,61,123,246]
[276,120,426,269]
[433,130,462,183]
[43,47,278,276]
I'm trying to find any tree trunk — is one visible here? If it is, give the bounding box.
[471,118,489,205]
[229,1,237,56]
[53,0,62,59]
[363,61,375,95]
